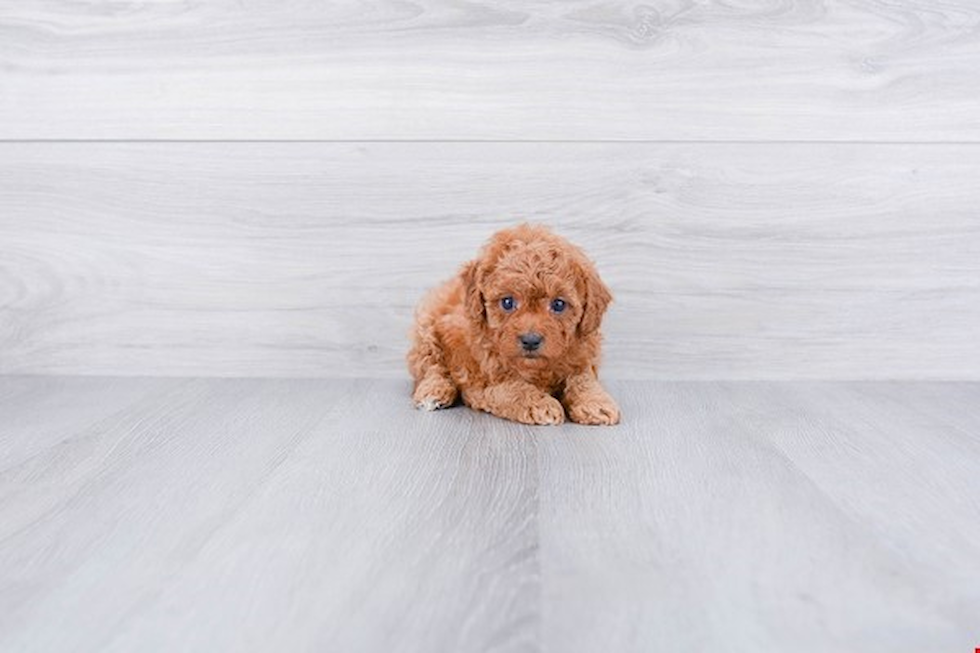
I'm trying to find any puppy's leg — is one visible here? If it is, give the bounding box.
[408,316,458,411]
[464,381,565,426]
[562,372,620,425]
[413,373,457,411]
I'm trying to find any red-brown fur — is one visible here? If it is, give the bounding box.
[407,224,620,425]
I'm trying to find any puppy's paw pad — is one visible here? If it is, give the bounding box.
[413,376,457,411]
[524,396,566,426]
[568,398,620,425]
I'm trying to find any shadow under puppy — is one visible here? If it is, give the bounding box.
[408,224,619,425]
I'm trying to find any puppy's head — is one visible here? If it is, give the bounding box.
[463,224,611,369]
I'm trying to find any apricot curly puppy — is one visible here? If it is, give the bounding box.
[407,224,620,426]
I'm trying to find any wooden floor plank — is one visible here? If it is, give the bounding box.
[0,378,538,653]
[3,142,979,380]
[536,381,980,653]
[1,378,978,651]
[1,1,979,140]
[744,383,980,583]
[0,376,185,471]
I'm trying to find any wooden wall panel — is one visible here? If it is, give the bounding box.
[1,1,979,140]
[2,142,978,379]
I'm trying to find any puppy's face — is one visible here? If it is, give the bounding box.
[464,226,611,370]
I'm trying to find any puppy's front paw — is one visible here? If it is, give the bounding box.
[413,375,457,411]
[520,395,566,426]
[567,394,620,426]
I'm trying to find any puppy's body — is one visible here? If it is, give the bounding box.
[408,225,619,425]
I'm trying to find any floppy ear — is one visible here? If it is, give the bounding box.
[577,256,612,336]
[461,259,486,324]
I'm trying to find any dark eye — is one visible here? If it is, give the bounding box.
[551,298,566,313]
[500,296,516,312]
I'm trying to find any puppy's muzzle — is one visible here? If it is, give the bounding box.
[519,332,544,352]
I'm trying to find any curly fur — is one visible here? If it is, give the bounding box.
[407,224,620,425]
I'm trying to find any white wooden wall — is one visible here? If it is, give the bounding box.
[1,1,979,379]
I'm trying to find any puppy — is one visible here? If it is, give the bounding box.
[407,224,620,425]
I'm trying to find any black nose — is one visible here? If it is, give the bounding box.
[519,332,544,351]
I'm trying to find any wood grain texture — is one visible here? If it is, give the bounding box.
[0,377,539,653]
[1,378,978,652]
[2,142,979,379]
[2,1,979,140]
[538,381,980,653]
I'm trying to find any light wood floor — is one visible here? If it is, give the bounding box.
[1,377,977,652]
